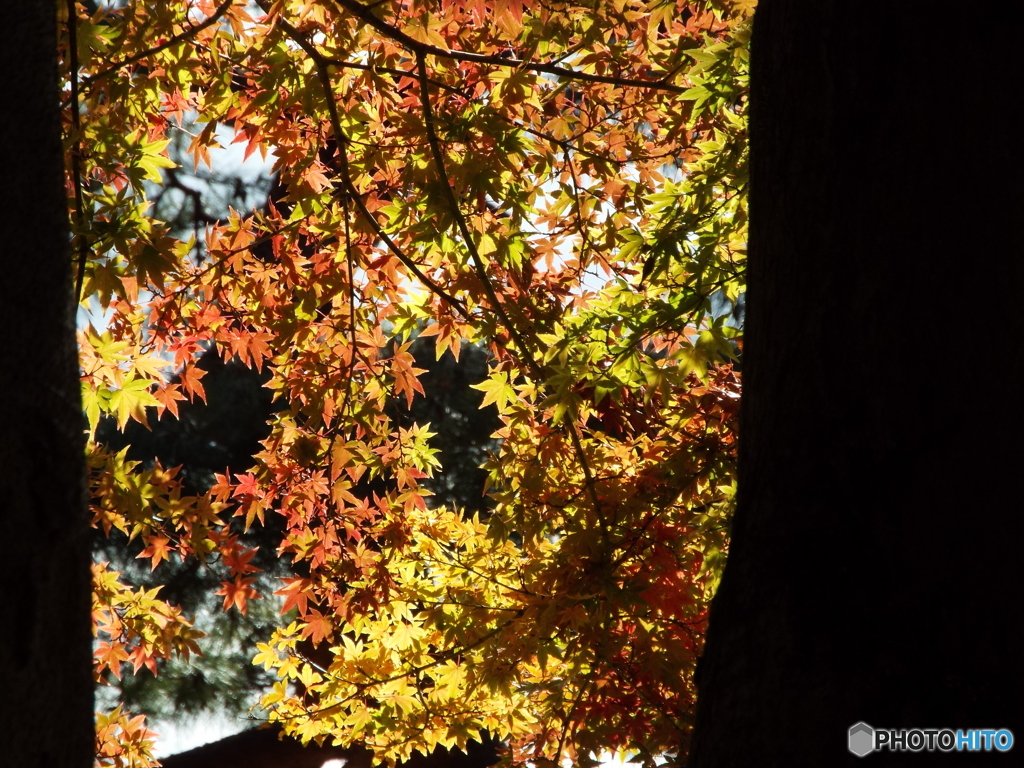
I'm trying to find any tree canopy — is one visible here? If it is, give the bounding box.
[61,0,752,765]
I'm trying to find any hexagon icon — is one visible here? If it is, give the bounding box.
[849,722,875,757]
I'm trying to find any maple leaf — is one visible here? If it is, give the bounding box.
[179,364,207,402]
[300,609,334,645]
[233,472,260,499]
[152,383,187,418]
[108,378,160,429]
[275,577,313,616]
[223,544,261,575]
[390,345,427,408]
[137,535,174,571]
[472,370,513,411]
[215,575,260,613]
[95,642,131,679]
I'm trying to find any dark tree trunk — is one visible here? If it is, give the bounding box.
[0,1,93,766]
[688,3,1023,766]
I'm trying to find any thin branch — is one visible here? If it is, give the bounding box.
[431,546,540,598]
[81,0,235,89]
[330,0,686,94]
[336,193,360,423]
[325,57,464,95]
[386,61,630,167]
[66,0,89,301]
[296,611,526,716]
[415,53,540,369]
[416,53,607,530]
[554,674,594,767]
[354,50,645,170]
[563,148,594,267]
[267,11,471,320]
[566,422,605,529]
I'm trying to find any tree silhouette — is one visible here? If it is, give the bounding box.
[689,3,1024,765]
[1,1,92,766]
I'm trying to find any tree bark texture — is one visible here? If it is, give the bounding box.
[688,3,1023,766]
[0,1,93,766]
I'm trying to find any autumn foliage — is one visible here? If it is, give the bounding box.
[61,0,750,764]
